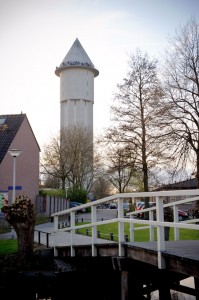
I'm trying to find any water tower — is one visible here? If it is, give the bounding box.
[55,38,99,132]
[55,39,99,194]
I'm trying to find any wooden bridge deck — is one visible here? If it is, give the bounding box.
[126,239,199,261]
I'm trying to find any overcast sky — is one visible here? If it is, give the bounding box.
[1,0,199,151]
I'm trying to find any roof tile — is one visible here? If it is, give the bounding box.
[0,114,26,163]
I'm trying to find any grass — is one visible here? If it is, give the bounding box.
[0,239,18,254]
[76,222,199,242]
[0,214,51,254]
[0,239,48,254]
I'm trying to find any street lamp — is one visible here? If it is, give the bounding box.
[8,149,22,203]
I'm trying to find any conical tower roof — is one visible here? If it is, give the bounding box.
[55,38,99,77]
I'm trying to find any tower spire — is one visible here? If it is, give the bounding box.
[55,38,99,77]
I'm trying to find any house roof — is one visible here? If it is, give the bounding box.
[154,178,197,191]
[55,38,99,77]
[0,113,40,163]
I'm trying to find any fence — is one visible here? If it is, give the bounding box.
[35,195,69,218]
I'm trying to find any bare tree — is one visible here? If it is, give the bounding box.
[43,175,60,189]
[105,145,138,193]
[105,49,166,194]
[92,177,112,200]
[60,126,94,191]
[41,126,94,192]
[162,17,199,186]
[41,132,71,190]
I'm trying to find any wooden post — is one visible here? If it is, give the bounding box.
[121,271,128,300]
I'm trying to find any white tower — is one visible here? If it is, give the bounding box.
[55,38,99,131]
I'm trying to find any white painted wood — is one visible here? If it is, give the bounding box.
[130,215,134,242]
[156,197,166,269]
[70,211,76,256]
[54,216,59,230]
[53,215,59,256]
[149,210,154,242]
[118,199,125,256]
[173,205,179,240]
[91,205,97,256]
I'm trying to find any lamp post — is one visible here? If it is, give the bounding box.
[8,149,22,203]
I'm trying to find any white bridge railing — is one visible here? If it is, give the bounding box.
[51,189,199,269]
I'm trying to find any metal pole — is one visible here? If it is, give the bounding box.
[12,156,16,203]
[9,149,21,204]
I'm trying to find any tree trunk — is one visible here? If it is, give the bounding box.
[196,149,199,207]
[2,195,36,267]
[14,221,35,264]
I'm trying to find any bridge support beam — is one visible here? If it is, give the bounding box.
[121,271,128,300]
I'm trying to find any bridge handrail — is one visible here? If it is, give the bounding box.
[128,195,199,217]
[51,189,199,217]
[54,216,199,232]
[51,189,199,269]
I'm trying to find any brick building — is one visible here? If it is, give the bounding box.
[0,113,40,205]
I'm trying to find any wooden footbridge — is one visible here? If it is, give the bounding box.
[50,189,199,299]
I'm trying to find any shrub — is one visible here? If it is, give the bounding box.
[67,186,88,203]
[39,189,66,197]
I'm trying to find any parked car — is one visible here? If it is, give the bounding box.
[69,202,86,213]
[178,209,189,221]
[136,201,145,209]
[136,202,189,221]
[135,202,155,218]
[109,203,117,209]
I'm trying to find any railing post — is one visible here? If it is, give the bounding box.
[156,196,166,269]
[70,211,76,256]
[54,216,58,230]
[173,204,179,240]
[91,205,97,256]
[149,210,154,242]
[53,215,59,256]
[118,198,125,256]
[130,215,135,242]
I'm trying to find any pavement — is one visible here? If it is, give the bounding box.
[0,210,117,247]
